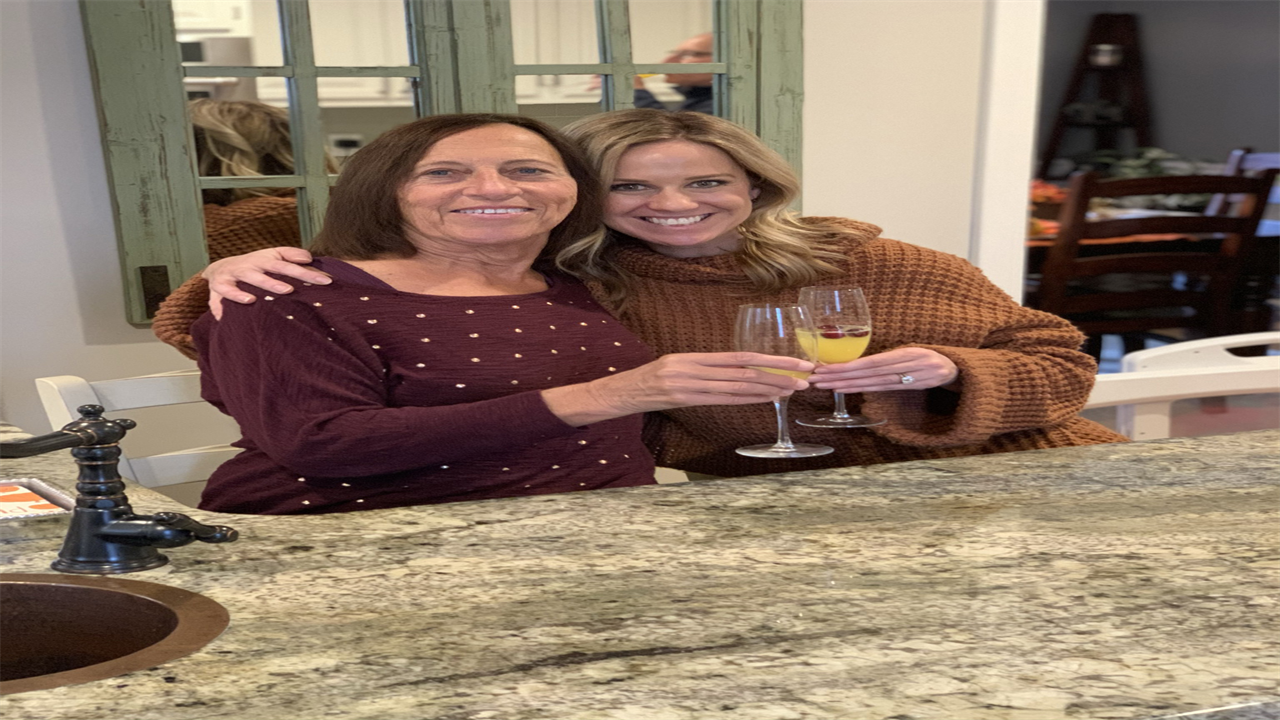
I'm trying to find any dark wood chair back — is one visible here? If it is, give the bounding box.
[1029,169,1278,347]
[1206,147,1280,216]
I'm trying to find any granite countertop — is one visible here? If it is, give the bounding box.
[1,426,1278,720]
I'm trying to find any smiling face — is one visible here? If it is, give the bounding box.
[397,124,578,254]
[605,139,758,258]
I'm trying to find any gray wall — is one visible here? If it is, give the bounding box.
[1039,0,1279,164]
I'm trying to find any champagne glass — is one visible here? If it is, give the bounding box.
[795,286,887,428]
[733,303,834,458]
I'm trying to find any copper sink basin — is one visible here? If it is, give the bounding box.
[0,573,230,694]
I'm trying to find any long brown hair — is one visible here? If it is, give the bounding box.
[558,110,844,310]
[310,114,602,264]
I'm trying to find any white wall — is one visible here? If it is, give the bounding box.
[804,0,1043,298]
[1037,0,1280,163]
[0,0,235,451]
[804,0,986,258]
[1,0,1040,437]
[1134,0,1279,160]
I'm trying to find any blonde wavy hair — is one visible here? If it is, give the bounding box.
[188,99,338,204]
[558,109,845,310]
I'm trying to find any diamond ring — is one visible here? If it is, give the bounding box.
[897,373,916,385]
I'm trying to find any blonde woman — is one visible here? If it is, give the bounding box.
[161,110,1125,477]
[186,98,340,247]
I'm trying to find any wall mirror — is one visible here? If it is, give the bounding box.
[82,0,800,323]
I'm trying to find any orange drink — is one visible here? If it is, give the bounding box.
[751,366,812,380]
[796,325,871,364]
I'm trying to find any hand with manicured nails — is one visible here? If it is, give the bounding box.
[542,352,814,426]
[810,346,960,392]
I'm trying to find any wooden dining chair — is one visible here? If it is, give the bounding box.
[1027,168,1278,357]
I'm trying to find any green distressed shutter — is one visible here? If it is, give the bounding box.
[81,0,206,323]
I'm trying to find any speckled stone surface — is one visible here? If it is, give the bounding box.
[2,426,1277,720]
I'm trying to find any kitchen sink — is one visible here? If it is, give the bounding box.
[0,573,230,694]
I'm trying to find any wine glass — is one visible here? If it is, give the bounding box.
[795,286,887,428]
[733,303,834,458]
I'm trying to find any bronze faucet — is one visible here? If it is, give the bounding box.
[0,405,237,574]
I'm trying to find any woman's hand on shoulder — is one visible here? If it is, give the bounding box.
[204,247,330,319]
[810,347,960,392]
[542,352,814,426]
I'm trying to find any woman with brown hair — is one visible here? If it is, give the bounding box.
[184,112,811,514]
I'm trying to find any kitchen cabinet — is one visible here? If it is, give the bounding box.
[249,0,412,107]
[172,0,253,37]
[512,0,601,104]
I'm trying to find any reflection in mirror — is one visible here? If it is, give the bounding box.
[511,0,598,66]
[175,0,277,101]
[517,75,606,128]
[188,98,325,262]
[309,0,409,67]
[511,0,602,126]
[316,104,416,169]
[509,0,716,123]
[247,0,284,66]
[628,0,714,112]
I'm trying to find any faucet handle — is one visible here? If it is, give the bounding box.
[62,404,137,445]
[153,512,240,543]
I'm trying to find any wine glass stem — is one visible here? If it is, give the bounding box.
[831,391,852,420]
[772,397,797,451]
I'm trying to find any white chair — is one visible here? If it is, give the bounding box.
[1085,332,1280,440]
[35,370,238,489]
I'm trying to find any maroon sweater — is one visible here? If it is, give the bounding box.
[192,259,657,514]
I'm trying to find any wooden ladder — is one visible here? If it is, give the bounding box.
[1038,13,1153,179]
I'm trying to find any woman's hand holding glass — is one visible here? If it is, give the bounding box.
[197,250,961,396]
[733,303,834,459]
[809,346,960,392]
[795,286,885,428]
[798,285,960,411]
[541,352,813,427]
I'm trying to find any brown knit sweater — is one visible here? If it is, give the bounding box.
[597,217,1126,477]
[152,196,301,360]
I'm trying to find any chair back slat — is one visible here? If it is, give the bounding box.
[34,371,234,490]
[1236,152,1280,173]
[1207,147,1280,217]
[1060,289,1202,314]
[129,447,241,490]
[1081,173,1274,197]
[1086,332,1280,440]
[1067,252,1229,277]
[1078,216,1251,238]
[1087,362,1280,408]
[88,371,205,412]
[1070,316,1207,335]
[1029,167,1278,344]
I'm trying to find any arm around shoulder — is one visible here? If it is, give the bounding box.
[152,274,213,361]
